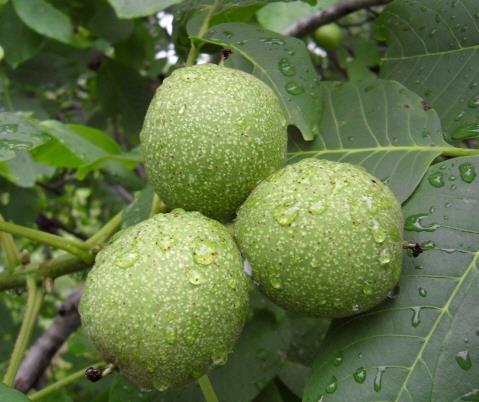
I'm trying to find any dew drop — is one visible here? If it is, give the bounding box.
[278,58,296,76]
[285,81,305,95]
[333,351,343,366]
[193,241,218,265]
[353,367,367,384]
[421,240,435,250]
[456,350,472,370]
[468,95,479,108]
[411,306,422,327]
[374,367,386,392]
[455,111,466,121]
[274,202,299,226]
[405,213,439,232]
[117,251,137,269]
[422,128,431,139]
[325,376,338,394]
[369,219,386,243]
[157,235,175,252]
[223,30,233,38]
[418,287,428,297]
[427,171,445,187]
[309,200,327,215]
[164,323,177,345]
[187,269,205,286]
[459,162,477,183]
[378,248,391,265]
[270,273,282,289]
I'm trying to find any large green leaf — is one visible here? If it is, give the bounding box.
[196,23,322,140]
[0,383,30,401]
[378,0,479,141]
[31,120,139,179]
[107,0,183,18]
[0,150,54,187]
[12,0,84,47]
[171,0,307,59]
[0,112,51,161]
[287,79,477,204]
[256,0,335,33]
[304,156,479,402]
[96,60,153,137]
[0,2,44,67]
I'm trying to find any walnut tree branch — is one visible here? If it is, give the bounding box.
[282,0,392,37]
[14,288,83,392]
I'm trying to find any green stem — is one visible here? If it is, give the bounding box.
[3,276,43,386]
[150,194,168,217]
[0,220,92,263]
[28,362,105,401]
[185,0,221,66]
[0,214,20,274]
[85,212,123,246]
[440,147,479,157]
[0,255,88,291]
[198,375,220,402]
[0,210,125,291]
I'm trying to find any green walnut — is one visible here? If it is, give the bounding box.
[79,210,250,391]
[235,158,403,318]
[313,23,343,50]
[140,64,287,221]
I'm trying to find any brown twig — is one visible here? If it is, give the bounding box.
[282,0,392,37]
[36,214,87,241]
[14,289,83,392]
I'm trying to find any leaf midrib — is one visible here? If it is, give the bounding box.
[394,251,479,401]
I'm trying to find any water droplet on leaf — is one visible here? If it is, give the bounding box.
[278,58,296,76]
[325,376,338,394]
[459,162,477,183]
[405,213,439,232]
[456,350,472,370]
[333,351,343,366]
[411,306,422,327]
[353,367,367,384]
[285,81,305,95]
[374,367,386,392]
[428,171,445,187]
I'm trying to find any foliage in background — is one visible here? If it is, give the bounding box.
[0,0,478,401]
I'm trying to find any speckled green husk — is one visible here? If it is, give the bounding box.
[79,210,250,390]
[140,64,287,221]
[235,158,403,318]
